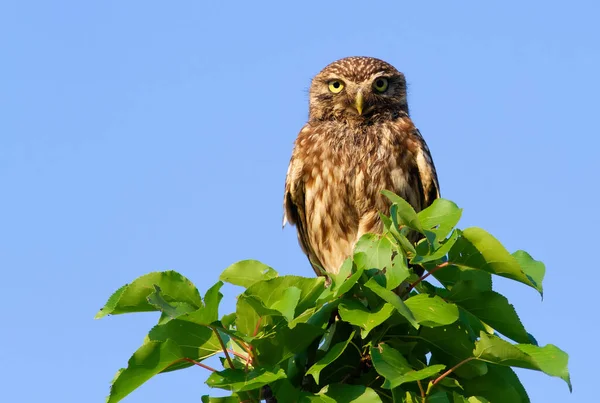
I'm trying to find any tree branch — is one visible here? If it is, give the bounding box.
[211,326,235,370]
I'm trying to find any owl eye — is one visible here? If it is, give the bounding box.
[373,77,389,93]
[328,80,345,93]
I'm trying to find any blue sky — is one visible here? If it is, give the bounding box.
[1,1,597,402]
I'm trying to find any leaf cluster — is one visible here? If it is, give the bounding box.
[97,195,570,402]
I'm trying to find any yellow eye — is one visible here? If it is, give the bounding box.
[373,77,389,93]
[328,80,344,93]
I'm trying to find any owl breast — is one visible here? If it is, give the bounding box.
[298,117,420,273]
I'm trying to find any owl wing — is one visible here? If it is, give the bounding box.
[413,128,440,209]
[283,129,324,275]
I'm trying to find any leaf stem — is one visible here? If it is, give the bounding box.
[405,261,450,296]
[179,357,217,372]
[426,356,475,399]
[417,379,425,399]
[211,326,235,370]
[227,348,251,362]
[252,317,262,337]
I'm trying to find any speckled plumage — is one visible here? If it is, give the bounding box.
[284,57,440,275]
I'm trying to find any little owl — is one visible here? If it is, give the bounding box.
[283,56,440,276]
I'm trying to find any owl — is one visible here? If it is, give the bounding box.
[283,56,440,276]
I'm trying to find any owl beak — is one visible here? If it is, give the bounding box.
[354,91,364,115]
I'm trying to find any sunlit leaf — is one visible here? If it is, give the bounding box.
[450,228,541,294]
[354,233,394,271]
[473,332,571,390]
[318,384,382,403]
[382,189,424,233]
[404,294,459,327]
[96,271,202,318]
[512,250,545,297]
[411,229,459,264]
[206,367,286,392]
[364,278,418,328]
[219,260,278,288]
[338,300,395,338]
[107,322,221,403]
[418,198,463,240]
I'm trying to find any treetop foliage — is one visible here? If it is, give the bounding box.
[97,193,570,402]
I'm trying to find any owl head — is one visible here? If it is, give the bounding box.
[308,56,408,122]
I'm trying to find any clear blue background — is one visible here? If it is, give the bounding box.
[1,1,597,401]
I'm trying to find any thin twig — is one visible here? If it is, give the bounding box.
[244,352,252,372]
[252,317,262,337]
[243,317,262,372]
[227,348,250,362]
[181,357,217,372]
[231,336,253,356]
[426,356,476,399]
[211,326,235,370]
[405,261,450,296]
[417,379,425,399]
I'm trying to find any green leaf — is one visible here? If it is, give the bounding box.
[95,271,202,319]
[338,300,395,338]
[450,228,541,294]
[147,285,197,322]
[371,343,445,389]
[318,384,383,403]
[386,252,411,290]
[299,393,337,403]
[393,231,418,256]
[512,250,545,297]
[438,377,463,390]
[393,390,420,403]
[452,393,490,403]
[354,233,395,270]
[251,323,325,366]
[176,281,224,326]
[432,260,492,292]
[404,294,459,327]
[107,340,183,403]
[107,320,221,403]
[246,275,325,314]
[203,281,224,320]
[428,391,451,403]
[330,257,354,293]
[239,295,285,318]
[237,276,325,335]
[270,379,301,402]
[411,229,459,264]
[418,198,463,239]
[148,320,223,366]
[306,330,356,384]
[201,395,240,403]
[318,327,363,386]
[335,261,364,298]
[235,296,261,336]
[446,281,530,344]
[290,300,340,329]
[271,286,302,322]
[219,259,278,288]
[420,323,488,379]
[364,278,418,328]
[382,190,424,233]
[461,365,529,403]
[473,332,571,390]
[206,367,286,392]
